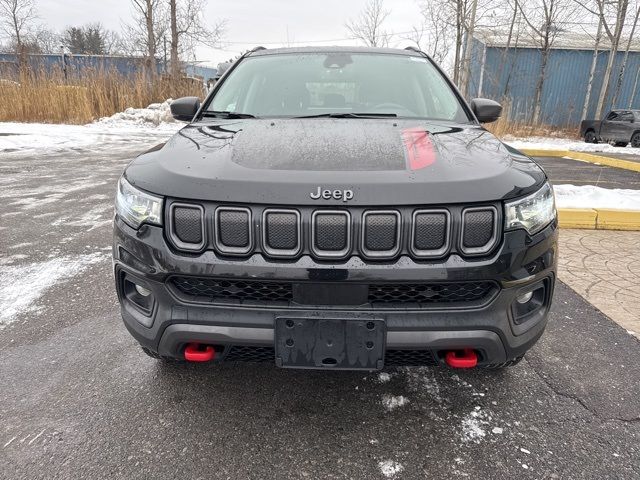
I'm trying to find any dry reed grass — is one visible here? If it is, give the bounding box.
[0,69,203,124]
[485,114,578,139]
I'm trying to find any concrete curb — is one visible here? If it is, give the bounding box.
[520,148,640,173]
[559,208,640,230]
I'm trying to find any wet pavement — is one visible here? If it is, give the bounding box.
[596,151,640,163]
[0,143,639,479]
[535,156,640,189]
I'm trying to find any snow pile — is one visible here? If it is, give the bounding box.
[460,406,488,443]
[381,394,409,411]
[505,136,640,156]
[0,100,181,155]
[554,185,640,210]
[96,100,176,127]
[0,253,108,327]
[378,460,404,478]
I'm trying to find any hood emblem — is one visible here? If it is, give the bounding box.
[310,187,354,202]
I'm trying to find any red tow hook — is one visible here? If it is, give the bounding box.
[184,343,215,362]
[445,349,478,369]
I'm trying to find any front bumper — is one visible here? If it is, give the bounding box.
[113,217,558,368]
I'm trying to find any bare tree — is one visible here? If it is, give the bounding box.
[458,0,478,96]
[517,0,577,123]
[576,0,630,118]
[345,0,391,47]
[0,0,36,55]
[406,1,454,67]
[126,0,165,74]
[610,2,640,108]
[629,63,640,108]
[33,25,61,54]
[581,16,603,120]
[168,0,225,78]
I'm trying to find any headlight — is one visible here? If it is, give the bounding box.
[115,177,163,229]
[505,182,556,235]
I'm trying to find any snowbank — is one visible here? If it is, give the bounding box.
[505,136,640,156]
[95,100,176,127]
[0,100,181,155]
[554,185,640,210]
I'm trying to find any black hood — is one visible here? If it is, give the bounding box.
[125,118,545,206]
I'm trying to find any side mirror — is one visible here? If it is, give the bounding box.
[470,98,502,123]
[170,97,200,122]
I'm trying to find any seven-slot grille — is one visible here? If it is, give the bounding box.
[167,203,501,260]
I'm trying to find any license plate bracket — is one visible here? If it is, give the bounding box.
[275,317,385,370]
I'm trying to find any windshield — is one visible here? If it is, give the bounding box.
[207,52,470,122]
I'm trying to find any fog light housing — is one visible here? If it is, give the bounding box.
[512,284,546,325]
[121,275,155,317]
[135,284,152,297]
[516,291,533,304]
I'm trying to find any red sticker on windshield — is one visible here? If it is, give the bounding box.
[402,128,436,170]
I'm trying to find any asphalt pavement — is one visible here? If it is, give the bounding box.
[535,156,640,189]
[1,144,639,479]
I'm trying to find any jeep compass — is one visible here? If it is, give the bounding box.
[113,46,557,370]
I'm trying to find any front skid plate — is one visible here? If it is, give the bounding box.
[275,317,385,370]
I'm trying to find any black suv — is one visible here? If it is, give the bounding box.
[113,46,557,370]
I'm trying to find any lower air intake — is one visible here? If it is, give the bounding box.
[385,350,438,366]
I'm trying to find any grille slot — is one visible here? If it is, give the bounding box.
[461,207,498,255]
[262,209,301,257]
[215,207,252,255]
[171,277,293,303]
[171,277,497,308]
[369,281,496,306]
[385,350,438,366]
[362,211,401,258]
[224,346,275,362]
[311,210,351,258]
[169,203,205,251]
[411,209,450,258]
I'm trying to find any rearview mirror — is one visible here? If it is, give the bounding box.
[170,97,200,122]
[470,98,502,124]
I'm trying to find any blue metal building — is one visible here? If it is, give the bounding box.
[0,53,217,83]
[468,30,640,126]
[0,52,161,78]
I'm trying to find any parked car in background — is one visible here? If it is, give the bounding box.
[580,110,640,147]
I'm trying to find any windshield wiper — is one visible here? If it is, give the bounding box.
[293,112,398,119]
[201,111,258,119]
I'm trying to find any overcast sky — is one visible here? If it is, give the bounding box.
[37,0,422,65]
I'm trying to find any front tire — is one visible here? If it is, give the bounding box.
[631,132,640,148]
[584,130,597,143]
